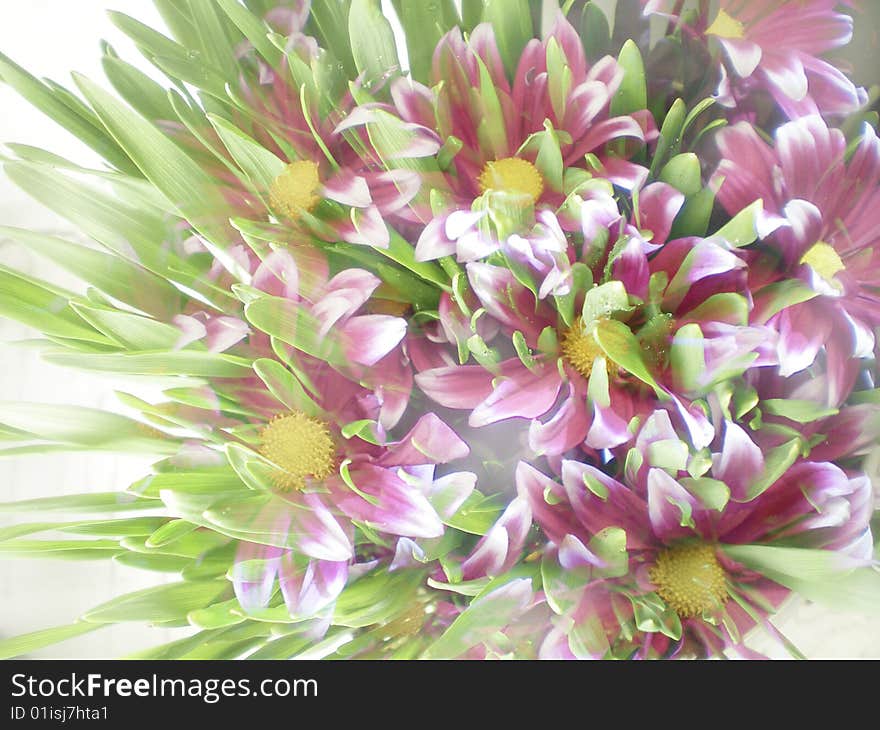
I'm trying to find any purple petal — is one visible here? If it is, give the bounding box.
[338,205,390,248]
[470,360,562,427]
[415,365,495,409]
[761,52,809,102]
[647,467,699,543]
[718,37,762,78]
[776,302,830,376]
[328,466,444,539]
[232,541,281,612]
[712,421,764,502]
[637,182,685,246]
[378,412,470,466]
[415,216,457,261]
[528,384,590,456]
[560,460,653,548]
[339,314,407,366]
[558,534,604,570]
[585,399,633,449]
[321,171,372,208]
[425,471,478,520]
[279,555,348,617]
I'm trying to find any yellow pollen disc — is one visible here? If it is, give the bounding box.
[800,241,846,286]
[478,157,545,205]
[705,9,746,39]
[259,411,336,491]
[269,160,321,220]
[560,317,606,379]
[648,543,729,618]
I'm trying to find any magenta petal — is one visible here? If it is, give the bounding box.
[761,52,809,102]
[647,467,699,543]
[637,182,685,246]
[516,461,583,545]
[776,302,830,376]
[415,365,495,409]
[426,471,478,520]
[339,314,406,366]
[611,237,650,300]
[279,555,347,617]
[461,497,531,580]
[668,393,715,451]
[712,421,764,502]
[378,412,470,466]
[461,523,508,579]
[369,169,421,213]
[470,360,562,427]
[292,493,356,562]
[322,171,372,208]
[415,217,457,261]
[528,384,590,456]
[568,116,645,161]
[172,314,207,350]
[338,205,390,248]
[232,542,281,612]
[558,534,604,570]
[585,399,632,449]
[560,460,653,549]
[204,316,250,352]
[328,466,444,539]
[252,248,301,300]
[719,37,762,78]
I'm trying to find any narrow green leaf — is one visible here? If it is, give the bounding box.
[74,74,245,281]
[42,350,253,378]
[481,0,533,79]
[0,492,159,515]
[348,0,401,86]
[423,578,533,659]
[762,399,839,424]
[0,402,175,453]
[215,0,282,66]
[0,51,136,173]
[0,622,102,660]
[610,40,647,116]
[713,199,762,248]
[392,0,457,83]
[207,114,285,192]
[0,266,106,344]
[594,319,661,392]
[82,580,229,623]
[744,439,801,501]
[659,153,702,196]
[0,226,183,320]
[101,55,177,122]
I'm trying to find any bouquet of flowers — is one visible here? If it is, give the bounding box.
[1,0,878,660]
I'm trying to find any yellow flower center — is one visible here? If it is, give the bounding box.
[259,411,337,491]
[648,543,729,618]
[800,241,846,287]
[478,157,545,205]
[705,9,746,39]
[269,160,322,220]
[560,317,605,379]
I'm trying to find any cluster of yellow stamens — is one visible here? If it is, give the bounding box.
[258,411,337,491]
[478,157,545,206]
[648,543,729,618]
[269,160,322,220]
[560,317,607,379]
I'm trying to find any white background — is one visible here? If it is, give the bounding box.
[1,0,879,658]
